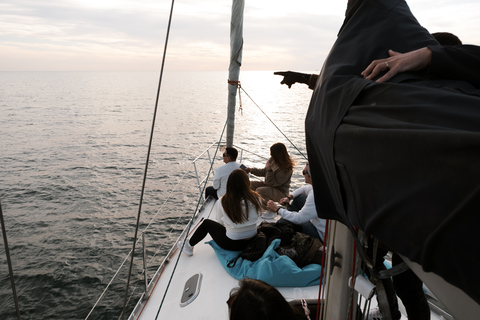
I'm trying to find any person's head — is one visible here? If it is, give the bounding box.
[227,279,302,320]
[223,147,238,163]
[269,143,294,172]
[432,32,462,46]
[303,162,312,184]
[222,170,262,223]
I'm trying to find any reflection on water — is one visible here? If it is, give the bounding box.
[0,70,312,319]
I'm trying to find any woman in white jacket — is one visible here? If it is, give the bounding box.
[178,169,262,256]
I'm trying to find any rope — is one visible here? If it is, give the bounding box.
[228,80,243,115]
[348,228,359,320]
[316,219,330,320]
[120,0,176,317]
[238,85,308,161]
[302,299,312,320]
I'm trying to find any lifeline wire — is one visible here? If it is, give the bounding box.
[155,118,228,319]
[120,0,176,317]
[84,169,189,319]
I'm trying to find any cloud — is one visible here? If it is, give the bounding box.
[0,0,479,71]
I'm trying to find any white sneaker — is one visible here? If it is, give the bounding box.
[368,307,382,320]
[177,240,194,256]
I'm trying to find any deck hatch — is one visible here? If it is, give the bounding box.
[180,273,203,307]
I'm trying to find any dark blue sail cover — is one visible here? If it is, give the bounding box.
[305,0,480,304]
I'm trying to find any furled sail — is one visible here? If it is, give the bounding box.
[226,0,244,147]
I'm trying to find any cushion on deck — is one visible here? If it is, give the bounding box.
[207,238,321,287]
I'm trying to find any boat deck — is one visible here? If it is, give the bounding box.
[129,198,321,320]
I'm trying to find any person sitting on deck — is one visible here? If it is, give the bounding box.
[178,169,262,256]
[205,147,241,200]
[227,278,312,320]
[244,142,294,210]
[266,163,326,242]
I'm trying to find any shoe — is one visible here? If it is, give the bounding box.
[177,240,194,256]
[262,210,276,219]
[368,307,382,320]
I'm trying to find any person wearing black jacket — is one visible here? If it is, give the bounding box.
[277,0,480,316]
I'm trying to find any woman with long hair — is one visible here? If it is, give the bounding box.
[227,279,309,320]
[245,142,294,209]
[177,169,262,255]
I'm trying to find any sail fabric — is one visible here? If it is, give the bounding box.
[305,0,480,304]
[226,0,245,147]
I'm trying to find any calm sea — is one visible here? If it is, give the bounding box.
[0,71,312,319]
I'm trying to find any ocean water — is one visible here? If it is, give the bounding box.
[0,71,312,319]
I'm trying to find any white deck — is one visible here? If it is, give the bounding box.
[127,196,471,320]
[128,199,320,320]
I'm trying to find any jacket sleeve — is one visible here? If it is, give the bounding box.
[215,200,225,224]
[264,164,292,188]
[428,45,480,88]
[291,185,312,198]
[212,170,221,190]
[250,167,266,177]
[278,193,316,224]
[308,74,319,90]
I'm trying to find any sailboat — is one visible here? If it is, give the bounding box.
[124,1,324,318]
[103,0,480,319]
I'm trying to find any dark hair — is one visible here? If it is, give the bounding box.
[432,32,462,46]
[225,147,238,161]
[270,143,294,172]
[227,279,304,320]
[222,170,262,223]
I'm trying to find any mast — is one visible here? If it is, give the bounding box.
[226,0,244,147]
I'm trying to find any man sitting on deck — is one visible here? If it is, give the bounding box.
[266,163,326,242]
[205,147,241,200]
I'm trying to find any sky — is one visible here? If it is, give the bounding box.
[0,0,479,71]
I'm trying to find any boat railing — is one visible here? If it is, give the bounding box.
[192,142,268,201]
[86,144,270,319]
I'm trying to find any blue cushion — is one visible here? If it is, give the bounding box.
[207,238,321,287]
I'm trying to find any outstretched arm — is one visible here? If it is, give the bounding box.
[361,48,432,83]
[274,71,315,89]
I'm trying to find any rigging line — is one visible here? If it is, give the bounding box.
[239,86,308,161]
[155,118,229,319]
[348,228,359,320]
[0,201,21,320]
[121,0,176,317]
[85,169,190,320]
[139,168,190,236]
[85,250,131,320]
[317,219,330,320]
